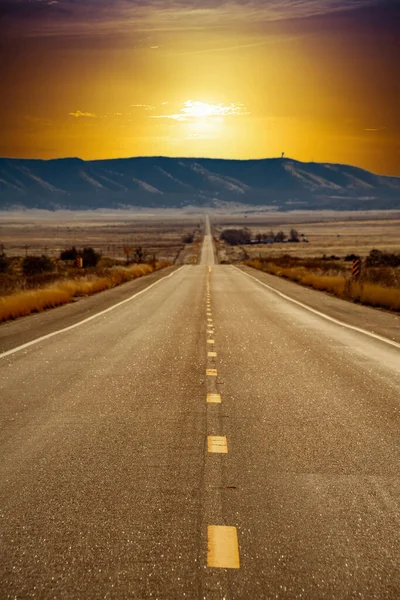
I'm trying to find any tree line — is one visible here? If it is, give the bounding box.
[220,228,304,246]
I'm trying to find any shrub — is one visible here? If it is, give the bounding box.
[344,253,359,262]
[82,247,101,267]
[60,246,79,261]
[365,249,400,268]
[22,255,54,276]
[0,253,10,274]
[182,232,195,243]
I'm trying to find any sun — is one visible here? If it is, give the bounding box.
[182,101,219,118]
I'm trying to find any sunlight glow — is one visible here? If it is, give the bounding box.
[151,100,250,121]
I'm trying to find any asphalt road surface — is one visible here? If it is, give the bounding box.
[1,225,400,599]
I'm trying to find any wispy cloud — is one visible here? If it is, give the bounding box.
[0,0,383,36]
[364,127,387,132]
[131,104,156,111]
[151,100,250,121]
[68,110,97,118]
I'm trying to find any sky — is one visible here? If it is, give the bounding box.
[0,0,399,175]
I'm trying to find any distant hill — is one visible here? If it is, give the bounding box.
[1,156,399,210]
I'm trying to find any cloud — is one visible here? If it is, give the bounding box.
[151,100,250,121]
[131,104,156,111]
[0,0,386,37]
[68,110,97,118]
[364,127,387,132]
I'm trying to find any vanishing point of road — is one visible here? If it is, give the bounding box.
[1,216,400,599]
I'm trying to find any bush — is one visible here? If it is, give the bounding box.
[0,253,10,274]
[60,246,78,261]
[365,249,400,268]
[22,255,54,276]
[344,253,359,262]
[182,232,195,243]
[82,247,101,267]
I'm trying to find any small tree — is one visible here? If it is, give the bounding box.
[220,228,251,245]
[22,255,53,276]
[82,247,100,268]
[289,228,299,242]
[274,231,287,243]
[133,246,145,263]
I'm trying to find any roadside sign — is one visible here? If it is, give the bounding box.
[352,257,361,279]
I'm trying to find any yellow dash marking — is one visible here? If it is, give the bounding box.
[207,339,215,344]
[207,318,213,322]
[206,368,217,376]
[207,312,212,317]
[207,526,240,569]
[208,351,217,358]
[208,436,228,453]
[207,393,221,404]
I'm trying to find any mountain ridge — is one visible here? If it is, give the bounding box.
[1,156,399,211]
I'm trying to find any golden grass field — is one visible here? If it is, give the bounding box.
[1,210,400,320]
[0,211,203,264]
[212,210,400,312]
[0,211,202,323]
[0,262,170,323]
[246,258,400,312]
[212,211,400,263]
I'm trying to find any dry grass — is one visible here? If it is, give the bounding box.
[0,262,169,323]
[246,259,400,312]
[0,213,202,264]
[214,213,400,263]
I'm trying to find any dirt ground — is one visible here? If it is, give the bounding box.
[0,211,203,265]
[1,209,399,266]
[211,211,400,263]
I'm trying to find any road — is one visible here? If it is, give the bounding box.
[1,221,400,599]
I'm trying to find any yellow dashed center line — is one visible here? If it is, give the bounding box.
[207,526,240,569]
[207,436,228,453]
[205,267,241,573]
[207,393,221,403]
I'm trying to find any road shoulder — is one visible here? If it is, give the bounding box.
[0,266,180,354]
[237,265,400,345]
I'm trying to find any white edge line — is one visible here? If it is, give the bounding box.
[0,267,184,360]
[234,266,400,350]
